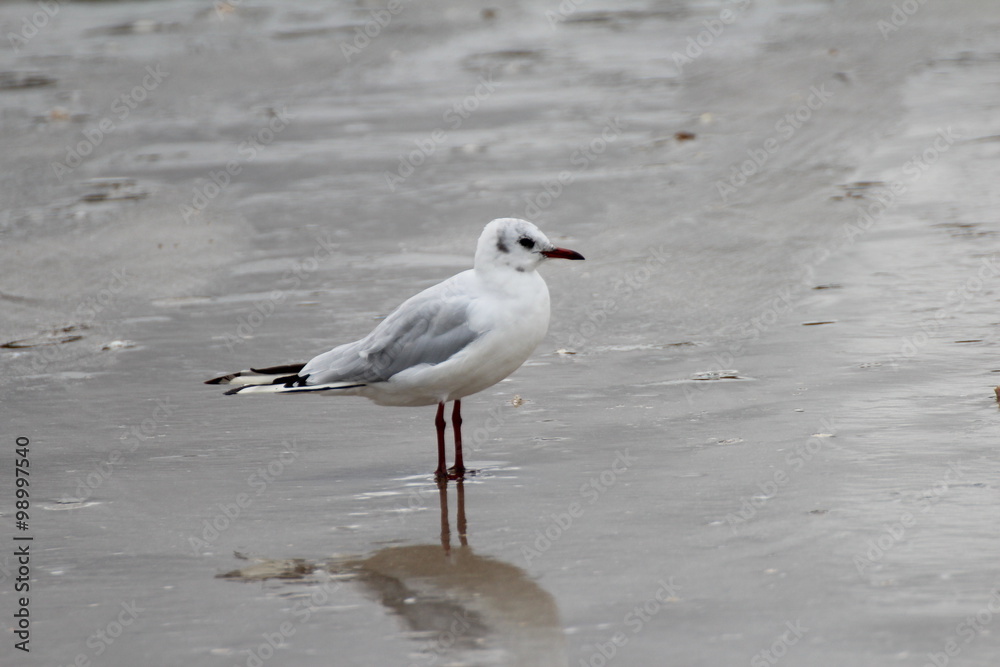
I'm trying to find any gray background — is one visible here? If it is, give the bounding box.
[2,0,1000,665]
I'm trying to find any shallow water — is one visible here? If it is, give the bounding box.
[3,0,1000,665]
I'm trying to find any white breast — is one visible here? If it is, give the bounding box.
[366,270,551,406]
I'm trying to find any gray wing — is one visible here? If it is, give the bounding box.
[301,275,481,385]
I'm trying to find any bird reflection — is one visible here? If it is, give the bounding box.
[220,479,567,666]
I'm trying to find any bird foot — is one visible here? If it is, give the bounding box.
[435,466,474,481]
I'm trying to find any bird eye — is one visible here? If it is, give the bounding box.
[518,237,535,249]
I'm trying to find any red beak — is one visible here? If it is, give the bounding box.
[542,247,585,260]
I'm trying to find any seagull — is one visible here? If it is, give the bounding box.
[205,218,584,479]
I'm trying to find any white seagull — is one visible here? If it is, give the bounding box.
[206,218,584,479]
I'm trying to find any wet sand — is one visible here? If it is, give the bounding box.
[3,0,1000,665]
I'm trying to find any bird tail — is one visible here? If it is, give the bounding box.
[204,363,365,396]
[205,363,305,388]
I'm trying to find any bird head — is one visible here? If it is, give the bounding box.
[475,218,584,273]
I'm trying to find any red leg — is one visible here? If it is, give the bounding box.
[451,399,465,478]
[437,477,450,554]
[434,402,447,479]
[456,478,468,547]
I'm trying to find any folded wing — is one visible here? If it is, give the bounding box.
[302,276,482,386]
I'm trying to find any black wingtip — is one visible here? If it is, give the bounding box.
[250,363,307,375]
[223,386,246,396]
[279,383,366,393]
[206,363,306,386]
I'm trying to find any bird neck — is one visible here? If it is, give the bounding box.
[474,263,546,298]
